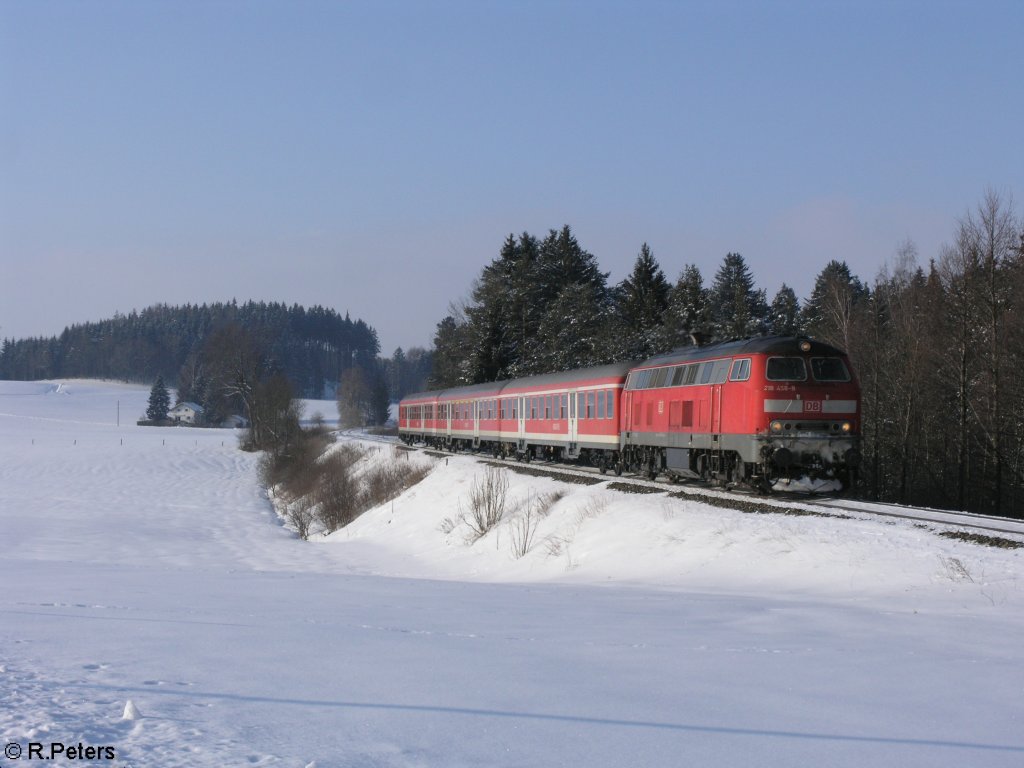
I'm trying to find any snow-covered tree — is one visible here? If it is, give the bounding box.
[708,253,768,341]
[767,284,801,336]
[146,376,170,422]
[528,282,616,373]
[614,243,670,360]
[659,264,710,350]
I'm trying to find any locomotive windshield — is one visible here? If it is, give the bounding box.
[811,357,851,382]
[765,357,807,381]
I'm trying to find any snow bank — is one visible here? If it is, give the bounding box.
[315,442,1022,610]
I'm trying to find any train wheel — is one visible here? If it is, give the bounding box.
[614,461,623,476]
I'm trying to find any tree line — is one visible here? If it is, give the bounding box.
[0,300,381,399]
[429,193,1024,517]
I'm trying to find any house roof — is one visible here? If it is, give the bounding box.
[171,402,204,412]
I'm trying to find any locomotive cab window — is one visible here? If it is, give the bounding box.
[729,358,751,381]
[766,357,808,381]
[811,357,851,382]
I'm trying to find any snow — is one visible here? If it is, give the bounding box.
[2,379,1023,767]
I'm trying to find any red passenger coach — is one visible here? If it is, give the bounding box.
[620,336,861,489]
[398,363,632,466]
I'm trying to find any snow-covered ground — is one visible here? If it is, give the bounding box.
[2,380,1022,767]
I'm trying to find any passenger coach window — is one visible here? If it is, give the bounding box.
[607,391,615,419]
[811,357,851,382]
[597,391,606,419]
[766,357,808,381]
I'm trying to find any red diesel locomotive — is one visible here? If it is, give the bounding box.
[398,336,861,491]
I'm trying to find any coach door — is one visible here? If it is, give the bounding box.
[473,400,480,444]
[445,402,452,439]
[517,396,526,446]
[568,389,578,447]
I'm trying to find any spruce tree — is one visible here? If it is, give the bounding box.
[530,282,616,373]
[615,243,670,359]
[146,376,170,422]
[708,253,768,341]
[659,264,710,350]
[768,284,801,335]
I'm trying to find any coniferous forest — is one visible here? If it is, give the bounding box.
[430,193,1024,518]
[0,301,381,399]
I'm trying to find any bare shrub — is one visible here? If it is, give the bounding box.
[462,466,509,541]
[285,498,315,540]
[508,489,564,559]
[533,489,565,518]
[574,496,608,527]
[320,451,431,532]
[324,443,367,472]
[438,516,458,535]
[509,506,537,559]
[315,453,361,533]
[543,534,569,558]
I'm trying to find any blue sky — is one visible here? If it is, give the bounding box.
[1,0,1020,354]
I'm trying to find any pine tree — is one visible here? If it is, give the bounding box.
[659,264,710,350]
[429,315,471,388]
[708,253,768,341]
[767,284,801,335]
[529,282,616,373]
[615,243,670,359]
[146,376,170,422]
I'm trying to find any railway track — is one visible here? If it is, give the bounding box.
[340,431,1024,545]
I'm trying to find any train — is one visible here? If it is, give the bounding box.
[398,336,862,492]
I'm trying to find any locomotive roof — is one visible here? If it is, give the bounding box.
[635,335,848,368]
[401,361,634,403]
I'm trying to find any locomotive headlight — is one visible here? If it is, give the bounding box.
[799,340,812,352]
[841,421,852,433]
[770,420,783,433]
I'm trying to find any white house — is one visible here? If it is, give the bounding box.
[168,402,204,425]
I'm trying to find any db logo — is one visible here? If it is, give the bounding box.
[804,400,822,413]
